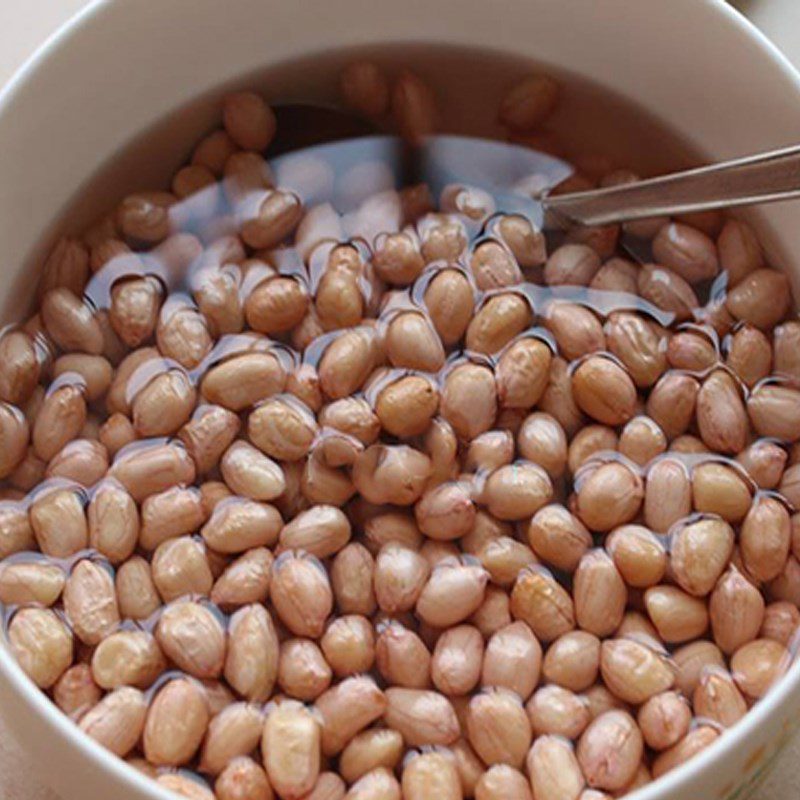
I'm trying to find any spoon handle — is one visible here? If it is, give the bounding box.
[545,143,800,226]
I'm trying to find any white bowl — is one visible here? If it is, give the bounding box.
[1,1,800,799]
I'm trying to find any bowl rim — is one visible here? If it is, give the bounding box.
[1,1,800,799]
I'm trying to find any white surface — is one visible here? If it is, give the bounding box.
[1,1,800,799]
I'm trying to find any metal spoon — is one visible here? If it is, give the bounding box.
[272,104,800,226]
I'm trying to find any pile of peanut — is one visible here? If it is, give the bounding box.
[1,60,799,800]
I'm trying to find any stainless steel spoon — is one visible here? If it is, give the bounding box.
[272,104,800,226]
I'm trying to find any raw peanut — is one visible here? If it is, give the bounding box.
[726,268,791,329]
[693,668,747,728]
[339,729,404,785]
[480,621,540,700]
[451,737,489,798]
[365,510,424,552]
[156,774,215,800]
[431,624,483,695]
[38,236,89,298]
[133,370,197,436]
[670,517,734,596]
[589,256,638,293]
[301,452,356,507]
[0,330,39,405]
[731,638,789,699]
[8,449,44,491]
[670,434,709,454]
[109,441,196,502]
[385,312,445,372]
[270,551,333,638]
[384,688,461,748]
[201,498,282,553]
[415,481,475,540]
[53,663,102,721]
[248,277,309,336]
[527,684,590,740]
[637,264,698,320]
[425,269,475,345]
[544,302,604,361]
[192,130,237,175]
[691,462,752,523]
[470,240,522,290]
[315,676,387,756]
[248,395,318,461]
[157,305,213,369]
[340,60,389,117]
[516,413,567,479]
[741,496,791,582]
[402,750,461,800]
[760,601,800,645]
[117,192,173,246]
[331,543,376,616]
[652,727,719,778]
[30,489,89,558]
[319,328,379,399]
[544,244,600,286]
[33,383,85,462]
[0,408,29,483]
[606,525,666,588]
[672,640,726,696]
[477,536,537,587]
[0,560,65,607]
[644,585,709,643]
[278,505,350,559]
[41,288,103,354]
[222,91,275,150]
[541,631,600,693]
[53,354,112,403]
[152,536,213,601]
[471,585,512,638]
[606,312,667,388]
[416,560,488,628]
[145,678,210,766]
[115,555,161,620]
[278,639,332,701]
[646,372,699,438]
[8,607,73,689]
[140,486,205,550]
[109,277,162,346]
[615,610,659,640]
[783,465,800,508]
[91,630,165,689]
[527,504,592,572]
[476,764,532,800]
[375,621,431,689]
[538,357,583,436]
[726,325,772,387]
[718,218,763,285]
[374,543,430,614]
[573,550,626,636]
[499,74,559,130]
[571,356,636,426]
[466,293,531,355]
[747,383,800,441]
[79,687,147,757]
[321,615,375,677]
[575,461,643,532]
[179,405,241,474]
[737,439,787,489]
[637,691,691,750]
[484,461,553,520]
[667,330,718,372]
[201,352,286,412]
[497,337,555,412]
[466,688,531,767]
[420,218,468,263]
[600,638,675,704]
[527,734,585,800]
[63,559,119,645]
[106,347,159,415]
[652,222,718,283]
[156,600,226,678]
[774,320,800,380]
[375,375,438,438]
[344,767,400,800]
[194,267,245,336]
[215,757,273,800]
[353,444,431,506]
[510,567,575,642]
[224,604,279,702]
[241,191,304,250]
[221,441,285,501]
[391,69,437,143]
[172,163,216,199]
[695,370,748,454]
[374,232,424,285]
[576,710,643,791]
[45,438,108,485]
[301,772,346,800]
